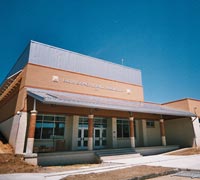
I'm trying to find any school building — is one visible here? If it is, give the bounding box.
[0,41,200,165]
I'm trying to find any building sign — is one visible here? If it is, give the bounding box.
[52,76,131,94]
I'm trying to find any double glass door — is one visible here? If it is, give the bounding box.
[77,128,88,150]
[78,128,107,149]
[78,116,107,150]
[94,128,107,149]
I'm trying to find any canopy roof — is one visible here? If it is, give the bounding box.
[27,88,195,117]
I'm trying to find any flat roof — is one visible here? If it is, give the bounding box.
[27,88,195,117]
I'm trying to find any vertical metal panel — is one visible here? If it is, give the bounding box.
[29,41,142,85]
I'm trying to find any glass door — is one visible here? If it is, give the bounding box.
[94,128,107,149]
[77,128,88,150]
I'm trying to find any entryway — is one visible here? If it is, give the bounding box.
[78,128,88,150]
[94,128,107,149]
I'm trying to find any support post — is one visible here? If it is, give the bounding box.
[26,110,37,153]
[129,116,135,148]
[88,114,94,151]
[160,119,166,146]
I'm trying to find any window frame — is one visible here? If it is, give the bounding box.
[146,120,155,128]
[35,114,66,140]
[117,119,130,138]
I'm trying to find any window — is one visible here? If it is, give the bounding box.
[94,117,107,128]
[146,120,155,128]
[79,117,108,128]
[35,114,65,139]
[117,119,129,138]
[79,117,88,128]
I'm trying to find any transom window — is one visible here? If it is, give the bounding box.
[94,117,107,128]
[117,119,129,138]
[79,117,108,128]
[79,117,88,128]
[35,114,65,139]
[146,120,155,128]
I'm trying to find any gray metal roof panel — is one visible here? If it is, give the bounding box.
[27,88,195,117]
[29,41,142,85]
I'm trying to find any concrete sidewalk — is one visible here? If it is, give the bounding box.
[104,154,200,170]
[0,154,200,180]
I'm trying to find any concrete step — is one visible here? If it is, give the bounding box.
[96,148,136,156]
[95,148,141,162]
[100,153,141,161]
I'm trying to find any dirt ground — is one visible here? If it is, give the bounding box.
[168,147,200,155]
[0,153,100,174]
[62,166,175,180]
[0,138,200,179]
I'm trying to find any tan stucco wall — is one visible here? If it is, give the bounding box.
[165,118,195,147]
[25,64,144,101]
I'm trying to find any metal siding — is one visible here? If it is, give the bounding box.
[29,41,142,85]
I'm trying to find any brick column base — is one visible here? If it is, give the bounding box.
[88,114,94,151]
[26,110,37,154]
[160,119,166,146]
[129,117,135,148]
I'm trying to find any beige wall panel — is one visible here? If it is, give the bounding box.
[107,119,113,148]
[165,118,195,147]
[163,100,189,111]
[15,112,27,154]
[25,64,144,101]
[146,121,161,146]
[65,116,73,150]
[188,99,200,117]
[137,120,144,147]
[71,116,79,150]
[135,120,141,147]
[117,138,131,148]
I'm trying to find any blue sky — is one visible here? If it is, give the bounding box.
[0,0,200,103]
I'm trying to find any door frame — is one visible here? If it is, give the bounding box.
[77,128,88,150]
[93,127,107,149]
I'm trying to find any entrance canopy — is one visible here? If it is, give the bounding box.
[27,88,195,117]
